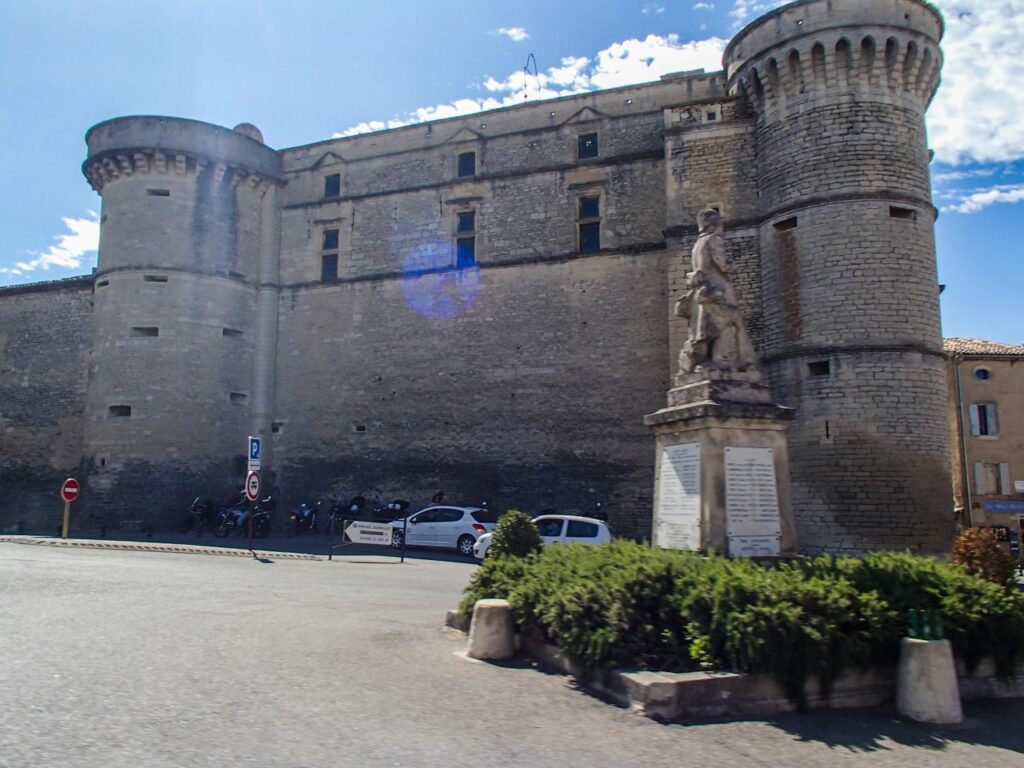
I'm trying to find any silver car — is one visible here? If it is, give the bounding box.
[390,505,499,556]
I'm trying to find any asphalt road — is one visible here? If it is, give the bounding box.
[2,543,1023,768]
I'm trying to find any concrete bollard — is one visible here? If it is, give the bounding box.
[896,638,963,724]
[467,599,515,660]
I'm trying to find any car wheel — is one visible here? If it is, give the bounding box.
[457,534,475,557]
[390,529,404,549]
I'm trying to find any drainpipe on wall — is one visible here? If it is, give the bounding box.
[953,354,973,527]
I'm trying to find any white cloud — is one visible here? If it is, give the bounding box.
[496,27,529,42]
[693,2,715,9]
[932,167,999,184]
[729,0,783,27]
[333,35,726,138]
[643,3,666,14]
[942,183,1024,214]
[928,1,1024,165]
[0,213,99,277]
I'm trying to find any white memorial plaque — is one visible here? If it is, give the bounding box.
[654,442,701,550]
[726,446,781,556]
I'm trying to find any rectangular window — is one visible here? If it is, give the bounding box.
[222,327,243,337]
[146,188,170,197]
[143,275,168,283]
[808,360,830,376]
[969,403,999,436]
[457,151,476,178]
[889,206,916,220]
[324,173,341,198]
[108,405,132,418]
[456,237,476,268]
[577,132,598,159]
[130,326,159,337]
[974,462,1011,495]
[229,392,248,404]
[322,228,339,250]
[457,211,475,233]
[321,253,339,283]
[774,217,798,232]
[578,195,600,253]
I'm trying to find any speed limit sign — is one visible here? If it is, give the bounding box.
[245,471,261,502]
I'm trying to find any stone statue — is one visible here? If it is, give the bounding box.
[675,208,758,377]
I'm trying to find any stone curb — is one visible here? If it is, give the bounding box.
[0,536,321,561]
[444,608,1024,721]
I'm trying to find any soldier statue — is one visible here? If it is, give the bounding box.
[675,208,758,377]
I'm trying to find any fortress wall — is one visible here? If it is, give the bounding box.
[273,249,671,537]
[0,278,93,531]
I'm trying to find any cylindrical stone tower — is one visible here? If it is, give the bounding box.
[82,117,282,522]
[724,0,952,553]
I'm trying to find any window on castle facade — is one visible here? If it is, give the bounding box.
[456,210,476,268]
[578,195,601,253]
[457,151,476,178]
[321,228,339,283]
[577,133,599,160]
[969,402,999,436]
[324,173,341,198]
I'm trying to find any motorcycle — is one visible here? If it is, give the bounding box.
[323,495,367,537]
[180,497,217,535]
[249,496,275,539]
[371,498,409,523]
[287,502,318,537]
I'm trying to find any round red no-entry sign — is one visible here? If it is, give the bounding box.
[60,478,80,502]
[245,471,261,502]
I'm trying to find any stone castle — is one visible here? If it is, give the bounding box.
[0,0,953,553]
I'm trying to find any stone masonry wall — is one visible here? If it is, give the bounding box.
[274,250,671,538]
[0,278,92,532]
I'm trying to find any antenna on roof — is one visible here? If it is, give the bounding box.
[523,53,540,100]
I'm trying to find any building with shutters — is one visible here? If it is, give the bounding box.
[945,337,1024,529]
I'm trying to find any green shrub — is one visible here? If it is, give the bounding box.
[458,542,1024,707]
[487,509,542,559]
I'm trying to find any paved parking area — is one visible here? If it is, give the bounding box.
[2,543,1023,767]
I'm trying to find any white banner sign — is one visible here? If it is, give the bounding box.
[344,520,395,546]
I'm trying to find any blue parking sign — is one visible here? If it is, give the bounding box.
[249,436,261,461]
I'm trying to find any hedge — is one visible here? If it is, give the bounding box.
[459,541,1024,709]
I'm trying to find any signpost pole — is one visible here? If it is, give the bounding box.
[61,500,71,540]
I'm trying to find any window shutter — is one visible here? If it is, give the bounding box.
[974,462,988,494]
[988,405,999,436]
[969,404,981,436]
[1000,464,1011,495]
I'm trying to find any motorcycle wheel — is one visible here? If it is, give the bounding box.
[179,516,194,534]
[214,521,230,539]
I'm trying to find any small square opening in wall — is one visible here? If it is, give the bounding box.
[143,275,168,283]
[130,326,159,337]
[705,109,718,121]
[96,280,109,288]
[109,405,132,418]
[457,211,475,233]
[353,423,367,433]
[222,327,244,338]
[146,188,170,197]
[808,360,831,376]
[271,421,284,434]
[322,228,339,250]
[889,206,917,221]
[773,217,798,232]
[229,392,248,404]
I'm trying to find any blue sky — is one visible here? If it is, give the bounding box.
[1,0,1020,343]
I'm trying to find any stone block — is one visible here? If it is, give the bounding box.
[896,638,963,724]
[467,599,515,660]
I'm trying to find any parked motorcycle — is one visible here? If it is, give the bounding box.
[249,496,275,539]
[287,502,318,537]
[180,497,217,535]
[371,498,409,522]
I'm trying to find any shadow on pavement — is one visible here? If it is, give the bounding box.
[679,698,1024,754]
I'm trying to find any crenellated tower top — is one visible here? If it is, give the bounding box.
[724,0,943,122]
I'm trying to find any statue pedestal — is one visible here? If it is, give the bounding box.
[644,373,797,556]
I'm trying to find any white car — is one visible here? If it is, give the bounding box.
[473,514,611,560]
[389,505,499,556]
